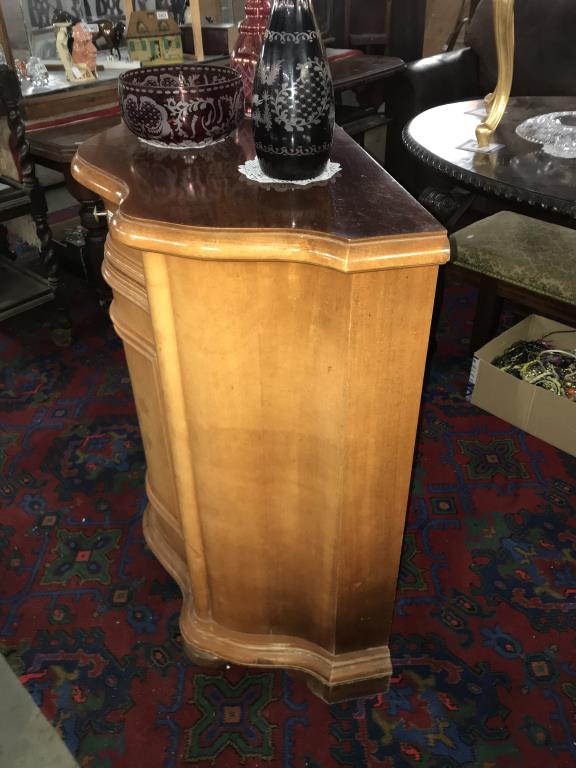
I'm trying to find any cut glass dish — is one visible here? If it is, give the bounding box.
[516,111,576,158]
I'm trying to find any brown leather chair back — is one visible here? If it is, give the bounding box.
[466,0,576,96]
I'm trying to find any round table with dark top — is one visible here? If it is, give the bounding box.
[403,96,576,219]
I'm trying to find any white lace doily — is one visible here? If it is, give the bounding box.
[239,158,341,187]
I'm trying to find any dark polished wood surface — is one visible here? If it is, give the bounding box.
[23,80,119,124]
[404,97,576,217]
[28,116,122,164]
[330,54,404,89]
[28,56,404,164]
[73,121,441,244]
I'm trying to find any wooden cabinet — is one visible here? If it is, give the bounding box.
[72,120,448,701]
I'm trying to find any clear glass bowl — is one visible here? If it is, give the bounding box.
[516,111,576,158]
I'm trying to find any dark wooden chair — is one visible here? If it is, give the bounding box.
[0,64,70,343]
[329,0,391,52]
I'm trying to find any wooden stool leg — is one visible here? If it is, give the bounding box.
[470,275,502,353]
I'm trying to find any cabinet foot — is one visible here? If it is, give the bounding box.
[144,497,394,701]
[304,672,391,703]
[183,643,226,669]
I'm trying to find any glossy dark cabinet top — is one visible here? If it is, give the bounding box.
[75,120,443,243]
[405,97,576,218]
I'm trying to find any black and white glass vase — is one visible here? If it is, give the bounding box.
[251,0,335,181]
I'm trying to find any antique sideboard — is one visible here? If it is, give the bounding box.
[72,120,448,702]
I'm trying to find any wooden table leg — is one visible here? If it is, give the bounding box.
[28,182,72,345]
[3,70,72,345]
[65,172,111,306]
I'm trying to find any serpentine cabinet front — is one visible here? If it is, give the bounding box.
[72,121,449,702]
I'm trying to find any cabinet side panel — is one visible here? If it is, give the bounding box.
[335,265,438,653]
[167,258,352,650]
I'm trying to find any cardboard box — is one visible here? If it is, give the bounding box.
[467,315,576,456]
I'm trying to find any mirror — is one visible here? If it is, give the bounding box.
[2,2,31,61]
[0,1,233,61]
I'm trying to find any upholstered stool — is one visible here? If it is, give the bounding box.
[450,211,576,351]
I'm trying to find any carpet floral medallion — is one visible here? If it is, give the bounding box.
[1,276,575,767]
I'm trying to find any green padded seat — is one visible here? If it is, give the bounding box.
[451,211,576,305]
[449,211,576,351]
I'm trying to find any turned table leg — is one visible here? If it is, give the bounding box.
[65,172,111,306]
[29,182,72,345]
[4,74,72,345]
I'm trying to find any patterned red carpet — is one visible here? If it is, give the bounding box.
[1,276,575,767]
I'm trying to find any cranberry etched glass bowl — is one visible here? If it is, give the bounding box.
[119,64,244,149]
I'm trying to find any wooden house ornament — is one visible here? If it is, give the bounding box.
[127,11,183,66]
